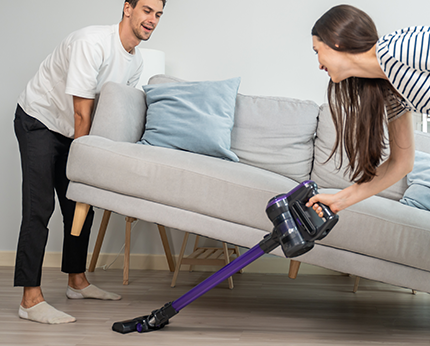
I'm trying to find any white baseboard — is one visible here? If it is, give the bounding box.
[0,251,338,275]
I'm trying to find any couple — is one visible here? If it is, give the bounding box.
[14,2,428,324]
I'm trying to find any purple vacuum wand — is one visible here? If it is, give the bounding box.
[112,181,338,334]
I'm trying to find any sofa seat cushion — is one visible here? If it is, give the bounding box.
[67,135,299,232]
[318,188,430,272]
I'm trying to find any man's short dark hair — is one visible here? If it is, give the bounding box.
[125,0,166,9]
[122,0,166,18]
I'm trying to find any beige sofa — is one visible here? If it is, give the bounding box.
[66,75,430,293]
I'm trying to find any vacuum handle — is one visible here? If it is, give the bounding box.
[292,199,337,242]
[308,188,337,221]
[316,201,336,219]
[291,201,317,237]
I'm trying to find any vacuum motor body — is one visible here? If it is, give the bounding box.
[265,180,338,258]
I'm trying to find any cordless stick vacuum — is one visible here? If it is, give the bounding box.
[112,180,339,334]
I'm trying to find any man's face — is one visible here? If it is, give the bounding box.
[125,0,164,41]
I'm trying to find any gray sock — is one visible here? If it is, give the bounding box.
[66,284,121,300]
[18,301,76,324]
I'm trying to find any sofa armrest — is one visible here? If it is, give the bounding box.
[415,130,430,154]
[89,81,147,143]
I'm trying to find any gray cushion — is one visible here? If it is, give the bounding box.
[311,104,408,200]
[231,94,319,183]
[89,81,146,143]
[140,77,241,162]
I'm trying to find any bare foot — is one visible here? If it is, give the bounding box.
[68,272,90,290]
[21,287,45,309]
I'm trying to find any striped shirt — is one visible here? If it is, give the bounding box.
[376,26,430,121]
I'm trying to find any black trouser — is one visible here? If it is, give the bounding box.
[14,105,94,287]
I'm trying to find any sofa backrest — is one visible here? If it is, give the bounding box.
[93,77,430,201]
[415,130,430,155]
[231,93,319,183]
[311,104,430,201]
[90,81,147,143]
[148,74,319,183]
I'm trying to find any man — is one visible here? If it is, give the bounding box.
[14,0,165,324]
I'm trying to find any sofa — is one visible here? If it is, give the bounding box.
[66,75,430,294]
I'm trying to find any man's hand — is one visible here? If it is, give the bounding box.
[73,96,94,139]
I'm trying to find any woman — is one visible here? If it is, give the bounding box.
[307,4,430,216]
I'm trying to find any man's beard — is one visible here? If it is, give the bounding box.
[133,24,152,41]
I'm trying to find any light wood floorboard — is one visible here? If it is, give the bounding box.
[1,266,429,345]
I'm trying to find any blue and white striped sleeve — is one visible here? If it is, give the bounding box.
[377,26,430,116]
[384,89,410,122]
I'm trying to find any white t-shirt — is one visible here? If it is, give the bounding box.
[18,24,143,138]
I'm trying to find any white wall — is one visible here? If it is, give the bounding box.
[0,0,428,258]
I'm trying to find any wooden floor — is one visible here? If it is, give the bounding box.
[1,266,429,345]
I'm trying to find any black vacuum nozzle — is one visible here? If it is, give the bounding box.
[112,302,176,334]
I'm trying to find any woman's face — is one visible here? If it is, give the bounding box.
[312,36,349,83]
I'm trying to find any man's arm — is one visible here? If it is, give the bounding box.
[73,96,95,139]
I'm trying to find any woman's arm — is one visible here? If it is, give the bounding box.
[307,111,415,215]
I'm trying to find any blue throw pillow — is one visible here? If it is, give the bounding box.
[139,77,241,162]
[400,150,430,211]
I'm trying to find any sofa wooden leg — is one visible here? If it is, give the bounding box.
[88,210,111,272]
[189,235,200,272]
[71,202,90,237]
[234,246,243,273]
[353,276,360,293]
[171,232,190,288]
[221,242,234,290]
[157,225,176,272]
[288,260,301,279]
[123,217,136,285]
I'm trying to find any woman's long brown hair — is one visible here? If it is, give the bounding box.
[312,5,399,184]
